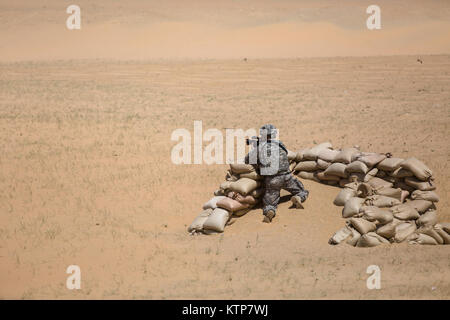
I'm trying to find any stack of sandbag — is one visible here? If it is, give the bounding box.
[188,163,263,234]
[324,151,449,247]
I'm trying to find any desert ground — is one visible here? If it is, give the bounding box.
[0,0,449,300]
[0,55,449,299]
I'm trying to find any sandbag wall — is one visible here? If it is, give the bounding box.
[188,163,264,234]
[290,142,449,247]
[188,141,450,247]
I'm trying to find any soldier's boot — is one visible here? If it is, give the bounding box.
[291,195,304,209]
[263,210,276,223]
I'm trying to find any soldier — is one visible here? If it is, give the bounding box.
[245,124,309,223]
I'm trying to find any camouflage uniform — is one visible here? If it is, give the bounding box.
[245,125,309,217]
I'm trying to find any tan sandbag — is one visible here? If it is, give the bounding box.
[440,222,450,234]
[342,181,360,191]
[294,161,319,172]
[203,208,231,233]
[411,190,440,202]
[316,158,331,170]
[376,187,407,202]
[239,171,262,180]
[220,181,233,191]
[367,177,393,191]
[357,183,374,198]
[349,217,377,234]
[328,226,353,245]
[217,197,249,212]
[383,176,396,184]
[393,180,416,194]
[226,191,257,205]
[434,226,450,244]
[417,226,444,245]
[406,199,434,213]
[333,188,356,206]
[287,150,297,161]
[303,142,333,160]
[365,168,378,181]
[316,171,340,181]
[366,232,390,244]
[356,153,387,167]
[376,219,402,239]
[251,188,264,198]
[324,163,348,178]
[360,206,393,224]
[391,204,420,220]
[214,189,225,196]
[317,148,340,162]
[364,195,401,208]
[409,233,438,245]
[416,210,438,227]
[225,170,240,182]
[295,149,307,162]
[202,196,227,210]
[390,168,414,179]
[404,177,436,191]
[377,157,404,171]
[296,171,320,182]
[346,226,361,246]
[342,197,366,218]
[346,161,369,174]
[233,207,253,217]
[356,234,382,247]
[334,148,359,164]
[376,170,387,178]
[188,208,213,233]
[229,163,255,174]
[229,178,260,195]
[400,157,433,181]
[394,222,417,243]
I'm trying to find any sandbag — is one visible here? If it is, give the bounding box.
[349,218,377,234]
[202,196,227,210]
[360,206,393,224]
[348,173,366,183]
[220,181,233,191]
[346,226,361,246]
[393,180,416,194]
[229,178,260,195]
[376,187,408,203]
[409,233,438,245]
[324,163,348,178]
[364,195,401,208]
[295,149,307,162]
[357,183,374,198]
[217,197,249,212]
[317,148,340,162]
[316,171,340,181]
[394,222,417,243]
[233,207,252,217]
[225,170,240,182]
[203,208,230,233]
[342,181,360,191]
[294,161,318,172]
[297,171,320,182]
[365,167,378,181]
[367,177,393,191]
[334,148,359,164]
[407,200,434,213]
[239,171,262,180]
[411,190,439,203]
[227,191,257,205]
[346,161,369,174]
[229,163,255,174]
[400,157,433,181]
[390,168,414,179]
[434,226,450,244]
[417,226,444,245]
[356,234,382,247]
[188,208,213,233]
[214,189,225,196]
[303,142,333,160]
[289,162,297,172]
[316,158,331,170]
[390,204,420,220]
[356,153,386,167]
[367,232,390,244]
[333,188,356,206]
[440,222,450,234]
[376,219,402,239]
[416,210,438,227]
[404,177,436,191]
[287,150,297,161]
[377,157,404,172]
[342,197,366,218]
[251,188,264,198]
[328,226,353,245]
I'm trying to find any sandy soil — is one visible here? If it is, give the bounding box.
[0,55,449,299]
